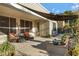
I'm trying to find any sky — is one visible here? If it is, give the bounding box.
[41,3,79,14]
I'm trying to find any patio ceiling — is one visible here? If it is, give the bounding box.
[18,3,78,21]
[0,3,46,21]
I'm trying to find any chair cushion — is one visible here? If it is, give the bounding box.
[24,32,29,37]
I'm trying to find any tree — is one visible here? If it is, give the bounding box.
[64,11,73,15]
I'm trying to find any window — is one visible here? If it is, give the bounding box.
[20,20,32,32]
[0,16,16,34]
[20,20,25,32]
[0,16,9,34]
[10,17,16,33]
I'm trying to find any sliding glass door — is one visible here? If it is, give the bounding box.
[0,16,16,35]
[0,16,9,34]
[10,17,16,33]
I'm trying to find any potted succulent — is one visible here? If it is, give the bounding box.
[52,39,59,45]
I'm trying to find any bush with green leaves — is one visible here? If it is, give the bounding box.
[68,43,79,56]
[0,41,15,56]
[72,43,79,56]
[61,33,68,44]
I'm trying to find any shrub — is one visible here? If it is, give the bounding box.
[0,41,15,56]
[61,33,67,44]
[68,43,79,56]
[72,43,79,56]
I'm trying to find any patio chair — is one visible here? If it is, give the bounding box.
[24,32,29,40]
[8,33,19,42]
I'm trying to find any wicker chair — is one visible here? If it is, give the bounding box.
[8,33,19,42]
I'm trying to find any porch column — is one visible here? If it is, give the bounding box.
[32,21,37,37]
[16,18,20,34]
[49,21,53,36]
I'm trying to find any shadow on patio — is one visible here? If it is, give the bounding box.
[31,41,67,56]
[29,39,43,43]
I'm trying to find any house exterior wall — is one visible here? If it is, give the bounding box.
[57,21,65,33]
[49,20,58,36]
[39,21,49,36]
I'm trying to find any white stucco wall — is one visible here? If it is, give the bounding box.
[39,21,49,36]
[49,20,58,36]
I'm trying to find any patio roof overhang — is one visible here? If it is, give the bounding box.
[18,3,78,21]
[0,3,49,21]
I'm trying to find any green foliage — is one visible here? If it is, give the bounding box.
[64,11,73,15]
[64,24,69,29]
[61,33,67,44]
[63,23,71,33]
[0,41,15,56]
[68,43,79,56]
[61,33,70,43]
[72,43,79,56]
[63,11,79,56]
[47,34,51,38]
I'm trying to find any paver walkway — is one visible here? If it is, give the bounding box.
[11,37,67,56]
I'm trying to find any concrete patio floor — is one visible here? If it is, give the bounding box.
[11,37,68,56]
